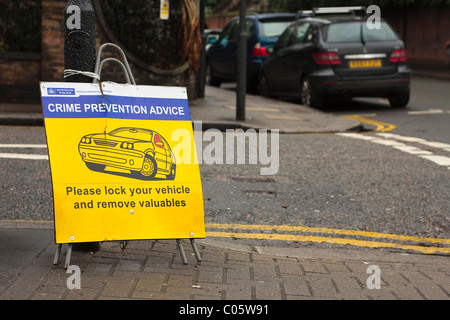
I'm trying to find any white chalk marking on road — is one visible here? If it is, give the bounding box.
[407,108,444,115]
[392,145,433,155]
[377,133,450,152]
[419,155,450,167]
[0,144,47,148]
[0,153,48,160]
[376,133,426,143]
[337,132,450,168]
[0,144,48,160]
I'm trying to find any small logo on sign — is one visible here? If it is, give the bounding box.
[47,88,76,96]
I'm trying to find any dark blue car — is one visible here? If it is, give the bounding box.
[260,7,411,108]
[206,13,296,92]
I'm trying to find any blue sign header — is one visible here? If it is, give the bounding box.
[42,94,191,121]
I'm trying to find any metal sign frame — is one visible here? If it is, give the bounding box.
[43,44,204,268]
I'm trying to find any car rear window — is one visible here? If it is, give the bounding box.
[323,21,399,43]
[259,19,295,37]
[111,128,152,141]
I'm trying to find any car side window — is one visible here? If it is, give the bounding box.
[290,22,311,45]
[246,19,255,37]
[274,26,293,52]
[219,20,238,45]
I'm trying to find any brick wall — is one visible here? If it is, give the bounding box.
[0,53,41,103]
[0,0,65,103]
[41,0,66,82]
[384,4,450,70]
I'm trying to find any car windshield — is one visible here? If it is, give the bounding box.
[323,21,399,43]
[259,19,295,37]
[110,128,152,141]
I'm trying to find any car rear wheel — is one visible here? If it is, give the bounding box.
[388,90,410,108]
[301,77,324,109]
[259,72,271,97]
[138,156,157,179]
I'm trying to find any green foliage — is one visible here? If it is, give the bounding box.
[0,0,41,52]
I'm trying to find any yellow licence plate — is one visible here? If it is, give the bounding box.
[349,59,382,68]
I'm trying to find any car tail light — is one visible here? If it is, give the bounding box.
[313,51,341,65]
[252,43,270,57]
[389,49,407,63]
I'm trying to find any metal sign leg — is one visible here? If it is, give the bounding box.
[65,244,73,269]
[53,243,73,269]
[53,244,62,265]
[176,239,188,265]
[190,239,202,262]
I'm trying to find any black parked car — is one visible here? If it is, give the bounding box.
[259,7,411,108]
[206,13,297,92]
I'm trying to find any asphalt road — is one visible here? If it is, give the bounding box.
[0,77,449,255]
[326,76,450,144]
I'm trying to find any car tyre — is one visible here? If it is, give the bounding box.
[206,62,221,87]
[85,162,106,172]
[138,156,157,179]
[167,163,176,180]
[388,90,410,108]
[301,77,324,109]
[259,72,272,97]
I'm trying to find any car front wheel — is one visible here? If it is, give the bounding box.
[85,162,105,172]
[301,77,324,109]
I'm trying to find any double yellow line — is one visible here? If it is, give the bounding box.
[3,219,448,255]
[206,223,450,255]
[343,115,397,132]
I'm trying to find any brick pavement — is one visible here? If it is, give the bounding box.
[1,236,448,301]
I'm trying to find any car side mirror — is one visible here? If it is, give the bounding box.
[219,38,228,47]
[208,37,217,45]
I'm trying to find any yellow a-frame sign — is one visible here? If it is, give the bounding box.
[41,81,205,245]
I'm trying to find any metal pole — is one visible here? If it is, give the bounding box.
[65,0,96,83]
[198,0,206,98]
[236,0,246,121]
[64,0,99,253]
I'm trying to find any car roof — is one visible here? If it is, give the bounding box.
[295,15,386,25]
[111,127,154,134]
[230,13,297,21]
